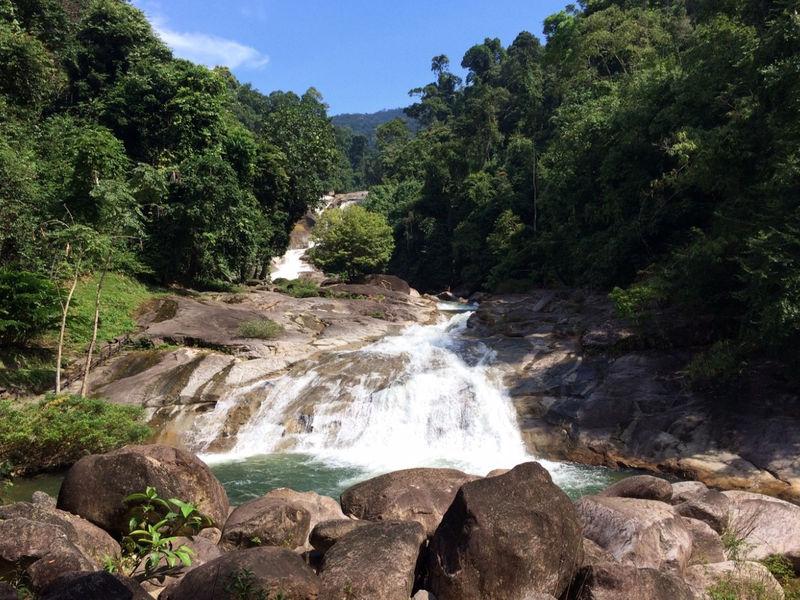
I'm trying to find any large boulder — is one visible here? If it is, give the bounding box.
[0,518,97,592]
[426,462,583,600]
[39,572,150,600]
[161,547,320,600]
[310,519,369,554]
[724,490,800,568]
[222,488,345,552]
[675,489,731,534]
[0,501,120,564]
[319,520,426,600]
[57,445,229,536]
[670,481,710,504]
[340,467,478,537]
[682,517,726,565]
[570,564,695,600]
[598,476,673,503]
[575,496,693,571]
[683,561,785,600]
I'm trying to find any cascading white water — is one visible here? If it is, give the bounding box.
[199,311,533,475]
[269,245,316,281]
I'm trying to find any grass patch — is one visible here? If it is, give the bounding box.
[708,576,781,600]
[274,278,322,298]
[238,319,284,340]
[0,394,151,476]
[762,555,800,600]
[61,273,162,356]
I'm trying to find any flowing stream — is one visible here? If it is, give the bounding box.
[193,305,619,503]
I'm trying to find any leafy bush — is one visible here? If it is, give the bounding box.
[687,341,744,389]
[273,278,322,298]
[238,319,283,340]
[708,576,781,600]
[762,555,800,600]
[0,270,60,345]
[0,394,151,475]
[309,205,395,280]
[106,486,209,583]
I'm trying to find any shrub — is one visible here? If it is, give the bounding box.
[238,319,283,339]
[309,205,394,281]
[687,340,743,389]
[273,278,321,298]
[106,486,208,583]
[0,394,151,475]
[0,269,60,345]
[708,576,781,600]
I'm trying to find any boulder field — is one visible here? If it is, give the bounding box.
[2,445,799,599]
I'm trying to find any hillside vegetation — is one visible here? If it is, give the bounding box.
[365,0,800,384]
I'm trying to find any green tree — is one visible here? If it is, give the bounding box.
[309,206,395,280]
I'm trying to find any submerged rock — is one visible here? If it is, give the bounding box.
[426,462,583,600]
[340,467,479,537]
[57,444,229,536]
[319,520,426,600]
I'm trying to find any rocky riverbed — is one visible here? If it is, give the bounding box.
[2,443,798,599]
[467,290,800,502]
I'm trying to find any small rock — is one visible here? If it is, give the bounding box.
[682,517,726,565]
[222,488,345,552]
[571,563,695,600]
[427,462,583,600]
[675,489,730,533]
[57,444,230,536]
[319,521,426,600]
[598,475,673,502]
[340,467,478,537]
[161,547,319,600]
[39,572,150,600]
[670,481,709,504]
[31,491,56,507]
[412,591,437,600]
[309,519,369,554]
[576,496,693,571]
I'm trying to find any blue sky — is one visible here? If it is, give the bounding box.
[131,1,569,115]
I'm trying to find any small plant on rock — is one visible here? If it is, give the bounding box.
[238,318,284,340]
[224,568,287,600]
[106,486,210,583]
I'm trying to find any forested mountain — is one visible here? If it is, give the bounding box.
[365,0,800,381]
[332,108,418,145]
[0,0,343,290]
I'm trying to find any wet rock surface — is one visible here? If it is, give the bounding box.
[470,290,800,502]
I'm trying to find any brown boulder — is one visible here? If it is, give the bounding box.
[682,517,726,565]
[39,572,150,600]
[576,496,693,571]
[426,462,583,600]
[0,501,120,564]
[675,489,731,533]
[222,488,345,552]
[598,475,673,502]
[319,520,426,600]
[0,518,97,592]
[570,564,695,600]
[683,561,785,599]
[340,467,479,537]
[670,481,709,504]
[724,490,800,568]
[309,519,369,554]
[161,547,320,600]
[57,445,229,536]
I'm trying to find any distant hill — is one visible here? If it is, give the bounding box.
[332,108,419,145]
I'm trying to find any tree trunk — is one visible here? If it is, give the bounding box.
[79,269,107,398]
[55,268,80,394]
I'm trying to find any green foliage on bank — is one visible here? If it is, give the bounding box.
[309,205,395,280]
[0,394,151,475]
[366,0,800,382]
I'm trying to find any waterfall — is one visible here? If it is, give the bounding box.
[198,311,533,475]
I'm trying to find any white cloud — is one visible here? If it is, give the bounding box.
[150,17,269,70]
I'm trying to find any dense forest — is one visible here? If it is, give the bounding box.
[362,0,800,382]
[0,0,344,293]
